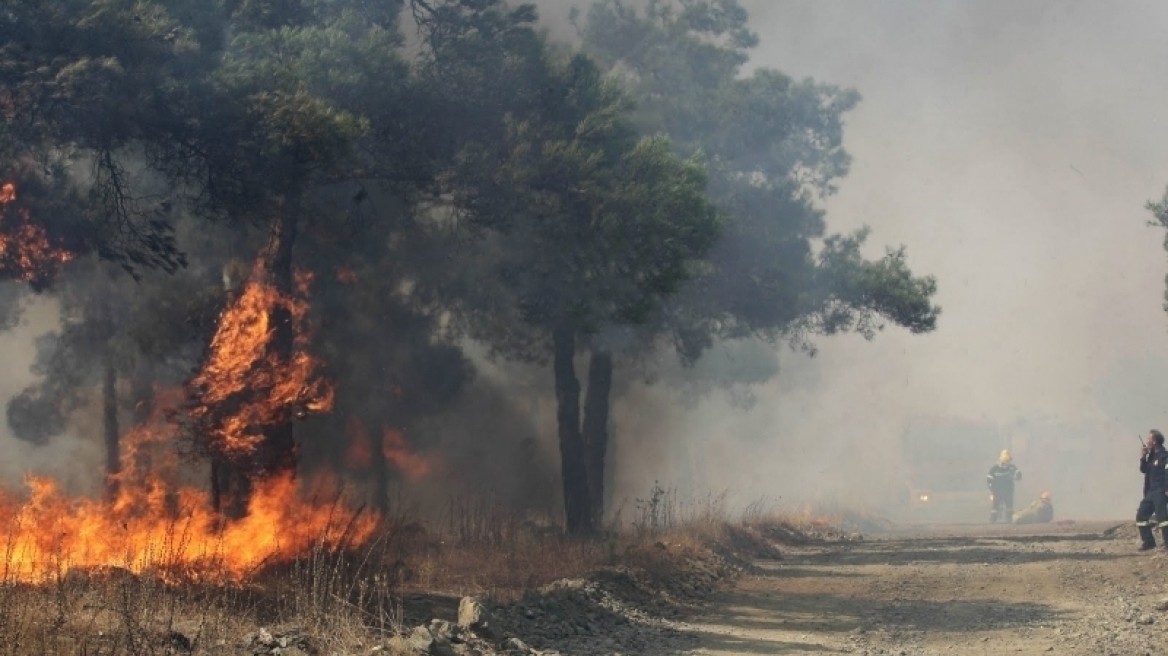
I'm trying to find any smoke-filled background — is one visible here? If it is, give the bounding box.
[3,0,1168,525]
[529,0,1168,520]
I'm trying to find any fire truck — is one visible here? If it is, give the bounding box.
[899,417,1007,523]
[896,415,1125,523]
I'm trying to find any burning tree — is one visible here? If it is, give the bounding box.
[186,257,335,516]
[0,182,74,286]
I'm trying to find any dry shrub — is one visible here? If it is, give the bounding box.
[402,493,609,600]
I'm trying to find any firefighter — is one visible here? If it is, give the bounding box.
[1136,429,1168,551]
[987,449,1021,523]
[1013,491,1053,524]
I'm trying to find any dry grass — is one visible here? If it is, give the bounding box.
[0,487,834,655]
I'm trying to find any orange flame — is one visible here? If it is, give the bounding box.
[0,182,73,283]
[0,252,384,585]
[0,391,376,584]
[344,417,375,470]
[344,420,435,481]
[188,260,334,459]
[381,428,434,481]
[335,265,357,284]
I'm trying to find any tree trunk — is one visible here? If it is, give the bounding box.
[103,359,119,501]
[582,349,612,529]
[130,359,154,426]
[259,203,299,478]
[130,358,154,473]
[370,422,390,513]
[554,323,592,535]
[213,204,298,518]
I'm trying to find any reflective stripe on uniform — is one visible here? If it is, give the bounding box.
[1137,521,1151,527]
[1156,521,1168,529]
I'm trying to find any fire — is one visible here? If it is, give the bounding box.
[0,474,375,584]
[382,428,434,481]
[345,419,436,481]
[344,417,375,470]
[335,265,357,284]
[0,393,376,584]
[0,253,388,585]
[0,182,73,283]
[188,261,334,459]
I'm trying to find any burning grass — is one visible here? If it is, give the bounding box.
[0,477,851,655]
[0,500,601,655]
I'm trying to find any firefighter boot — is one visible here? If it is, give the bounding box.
[1139,522,1156,550]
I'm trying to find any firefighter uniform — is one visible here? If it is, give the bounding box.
[1013,492,1053,525]
[1136,445,1168,549]
[987,450,1021,523]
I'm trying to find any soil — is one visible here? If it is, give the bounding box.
[679,520,1168,656]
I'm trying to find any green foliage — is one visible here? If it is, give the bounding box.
[814,229,939,339]
[1146,189,1168,314]
[577,0,939,367]
[446,51,722,358]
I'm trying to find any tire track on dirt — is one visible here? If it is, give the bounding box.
[679,521,1168,655]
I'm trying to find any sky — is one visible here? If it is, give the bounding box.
[538,0,1168,518]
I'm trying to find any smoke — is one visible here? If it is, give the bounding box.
[0,294,106,494]
[568,0,1168,521]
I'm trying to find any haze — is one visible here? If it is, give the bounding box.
[557,0,1168,519]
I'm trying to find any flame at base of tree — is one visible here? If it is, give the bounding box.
[0,182,73,284]
[0,393,377,585]
[187,258,334,463]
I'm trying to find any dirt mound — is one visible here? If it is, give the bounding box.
[361,532,752,656]
[487,540,743,655]
[1102,521,1136,540]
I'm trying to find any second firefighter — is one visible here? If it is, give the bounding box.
[987,449,1021,523]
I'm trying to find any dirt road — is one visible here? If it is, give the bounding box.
[682,520,1168,656]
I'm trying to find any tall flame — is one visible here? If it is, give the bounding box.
[0,182,73,283]
[188,260,334,460]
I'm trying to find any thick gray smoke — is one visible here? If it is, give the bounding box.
[521,0,1168,522]
[0,296,105,494]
